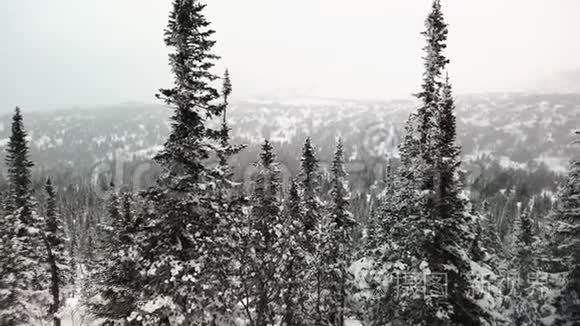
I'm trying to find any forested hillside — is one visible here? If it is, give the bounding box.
[0,0,578,325]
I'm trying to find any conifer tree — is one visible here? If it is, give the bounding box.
[506,207,541,325]
[130,1,243,322]
[297,137,326,323]
[299,137,321,241]
[5,107,35,220]
[246,140,285,325]
[416,1,449,156]
[89,189,140,324]
[326,139,356,325]
[217,69,244,170]
[364,202,381,256]
[514,208,535,290]
[554,131,580,325]
[219,69,232,159]
[374,159,396,254]
[473,201,505,269]
[281,179,307,326]
[371,1,488,324]
[43,178,70,326]
[0,107,44,325]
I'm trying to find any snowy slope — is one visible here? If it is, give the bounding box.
[0,93,578,175]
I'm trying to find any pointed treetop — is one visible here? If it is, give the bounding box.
[334,138,344,156]
[221,69,232,136]
[419,0,449,98]
[301,137,318,172]
[5,106,34,217]
[157,0,221,116]
[45,177,55,194]
[331,138,346,177]
[8,106,28,143]
[223,69,232,102]
[259,139,276,167]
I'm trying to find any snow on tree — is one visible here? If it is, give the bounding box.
[280,179,308,325]
[0,107,48,325]
[43,177,71,326]
[297,137,328,323]
[243,139,286,325]
[87,189,141,324]
[505,206,542,325]
[217,69,245,170]
[117,0,245,323]
[326,139,357,325]
[299,137,322,237]
[367,1,491,324]
[552,131,580,325]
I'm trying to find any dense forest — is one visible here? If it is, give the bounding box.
[0,0,578,325]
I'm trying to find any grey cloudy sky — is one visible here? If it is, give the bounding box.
[0,0,578,111]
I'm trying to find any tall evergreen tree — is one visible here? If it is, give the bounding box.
[220,69,232,148]
[299,137,321,240]
[89,189,140,324]
[371,1,488,324]
[514,208,535,291]
[246,140,285,326]
[554,131,580,325]
[416,0,449,157]
[281,179,308,326]
[326,139,356,325]
[297,138,326,323]
[0,107,44,325]
[43,178,70,326]
[129,0,242,323]
[508,207,541,326]
[217,68,244,169]
[5,107,35,221]
[472,201,505,269]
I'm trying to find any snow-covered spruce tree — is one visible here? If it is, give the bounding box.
[416,0,449,168]
[478,201,505,269]
[0,107,47,325]
[370,1,489,324]
[372,159,396,256]
[513,208,536,292]
[89,189,141,324]
[210,68,247,324]
[299,137,322,239]
[4,107,35,219]
[326,139,357,325]
[43,178,71,326]
[129,0,241,323]
[280,179,308,326]
[297,137,326,323]
[309,217,333,325]
[215,68,245,174]
[553,131,580,325]
[364,199,381,257]
[507,207,541,325]
[245,140,286,326]
[217,69,233,168]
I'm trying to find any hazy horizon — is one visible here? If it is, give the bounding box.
[1,0,579,112]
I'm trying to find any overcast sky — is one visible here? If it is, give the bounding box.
[0,0,578,111]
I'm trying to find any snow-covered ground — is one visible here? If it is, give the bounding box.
[58,296,363,326]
